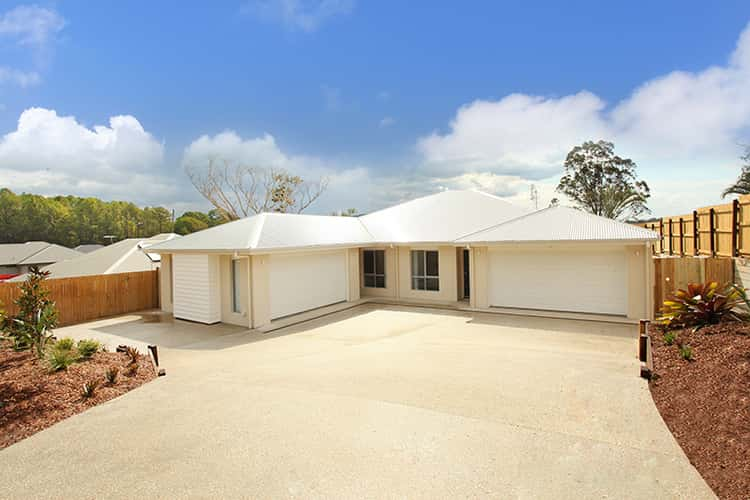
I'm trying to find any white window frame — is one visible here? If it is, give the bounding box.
[410,249,439,291]
[363,249,386,288]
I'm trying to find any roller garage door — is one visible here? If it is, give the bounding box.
[487,246,627,315]
[268,250,348,320]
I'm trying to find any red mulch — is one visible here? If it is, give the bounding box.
[0,341,156,449]
[649,322,750,500]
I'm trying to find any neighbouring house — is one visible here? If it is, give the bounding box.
[9,233,180,282]
[148,190,658,328]
[74,244,105,254]
[0,242,82,278]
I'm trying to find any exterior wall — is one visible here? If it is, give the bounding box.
[396,245,458,303]
[470,246,489,308]
[172,253,221,324]
[347,248,360,301]
[219,255,250,327]
[0,265,19,274]
[159,254,173,313]
[359,246,398,298]
[251,254,271,329]
[626,244,650,320]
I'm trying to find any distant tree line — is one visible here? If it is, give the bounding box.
[0,189,227,246]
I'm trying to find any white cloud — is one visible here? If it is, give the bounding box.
[0,5,65,47]
[0,4,65,86]
[416,21,750,216]
[0,108,177,205]
[379,116,395,128]
[245,0,354,32]
[0,66,39,87]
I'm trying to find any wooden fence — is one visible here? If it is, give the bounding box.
[0,270,159,327]
[636,194,750,257]
[652,257,735,314]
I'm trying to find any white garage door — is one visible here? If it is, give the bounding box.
[488,246,627,315]
[268,250,348,320]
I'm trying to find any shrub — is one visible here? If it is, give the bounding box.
[663,331,677,345]
[10,267,58,358]
[55,337,75,351]
[77,339,101,359]
[658,282,744,331]
[81,379,100,398]
[124,346,139,365]
[46,344,79,372]
[124,362,139,377]
[679,344,694,361]
[105,366,119,384]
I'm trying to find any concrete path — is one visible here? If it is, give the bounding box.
[0,305,714,499]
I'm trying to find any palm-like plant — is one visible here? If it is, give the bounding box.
[659,282,744,331]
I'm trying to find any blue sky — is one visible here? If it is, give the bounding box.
[2,1,750,216]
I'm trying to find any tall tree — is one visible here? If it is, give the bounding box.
[185,159,328,220]
[723,146,750,197]
[556,140,650,220]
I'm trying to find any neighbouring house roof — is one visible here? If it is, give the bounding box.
[148,190,658,254]
[456,206,660,243]
[8,233,180,282]
[74,244,105,253]
[0,242,82,266]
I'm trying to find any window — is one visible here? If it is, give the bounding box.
[363,249,385,288]
[231,259,241,313]
[411,250,439,291]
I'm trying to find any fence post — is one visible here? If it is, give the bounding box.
[693,210,700,255]
[659,218,664,255]
[668,218,673,255]
[732,198,739,257]
[679,217,684,256]
[709,207,716,257]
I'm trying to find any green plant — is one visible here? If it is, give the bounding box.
[658,282,743,331]
[45,344,79,372]
[55,337,75,350]
[663,331,677,345]
[10,267,58,358]
[105,366,119,384]
[77,339,101,359]
[679,344,694,361]
[81,379,100,398]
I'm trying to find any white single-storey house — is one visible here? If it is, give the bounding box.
[148,190,658,328]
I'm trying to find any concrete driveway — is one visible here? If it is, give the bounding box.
[0,305,714,499]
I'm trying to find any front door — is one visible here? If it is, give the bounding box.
[462,249,470,298]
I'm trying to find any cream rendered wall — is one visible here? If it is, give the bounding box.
[396,245,458,303]
[251,254,270,329]
[159,254,173,313]
[626,244,651,320]
[470,246,489,309]
[359,246,398,298]
[347,248,360,301]
[219,255,250,327]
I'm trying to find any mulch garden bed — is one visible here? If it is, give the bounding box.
[0,341,156,449]
[649,322,750,500]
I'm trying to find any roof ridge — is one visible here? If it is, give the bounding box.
[247,213,266,249]
[452,206,554,242]
[17,242,52,265]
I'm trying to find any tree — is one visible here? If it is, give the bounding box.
[174,215,209,235]
[723,146,750,197]
[556,140,650,220]
[331,208,358,217]
[185,159,328,220]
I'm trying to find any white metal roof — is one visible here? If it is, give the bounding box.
[359,190,526,243]
[148,191,657,254]
[148,213,373,252]
[456,205,659,243]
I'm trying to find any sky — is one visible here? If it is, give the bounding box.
[2,1,750,217]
